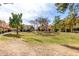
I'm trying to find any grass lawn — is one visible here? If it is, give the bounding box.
[0,32,79,45]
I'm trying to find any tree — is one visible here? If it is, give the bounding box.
[53,16,61,32]
[55,3,79,13]
[37,17,49,31]
[20,24,24,32]
[30,17,49,31]
[29,19,39,30]
[58,19,66,32]
[0,20,6,33]
[9,13,22,35]
[55,3,79,32]
[68,12,77,32]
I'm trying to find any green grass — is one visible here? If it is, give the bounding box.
[0,32,79,44]
[20,32,79,44]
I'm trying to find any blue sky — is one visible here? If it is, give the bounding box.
[0,0,70,25]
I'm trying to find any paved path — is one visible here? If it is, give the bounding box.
[0,32,12,36]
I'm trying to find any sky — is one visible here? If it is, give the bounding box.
[0,0,69,25]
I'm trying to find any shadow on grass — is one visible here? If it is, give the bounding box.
[3,34,21,38]
[25,38,43,43]
[33,31,57,36]
[62,44,79,50]
[33,38,43,43]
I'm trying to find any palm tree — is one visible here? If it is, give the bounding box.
[9,13,22,35]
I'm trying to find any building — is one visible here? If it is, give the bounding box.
[0,20,11,33]
[23,25,34,32]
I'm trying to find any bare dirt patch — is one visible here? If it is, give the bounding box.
[0,39,78,56]
[0,39,36,56]
[31,44,79,56]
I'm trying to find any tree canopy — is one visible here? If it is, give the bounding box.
[9,13,22,35]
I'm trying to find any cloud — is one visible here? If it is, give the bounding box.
[0,0,60,25]
[0,0,54,3]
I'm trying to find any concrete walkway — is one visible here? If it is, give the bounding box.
[0,32,12,35]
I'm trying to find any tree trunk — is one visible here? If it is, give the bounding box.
[3,28,5,33]
[65,29,67,32]
[59,28,61,32]
[54,25,56,32]
[64,27,67,32]
[71,27,73,32]
[45,25,48,32]
[71,25,74,32]
[16,26,19,35]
